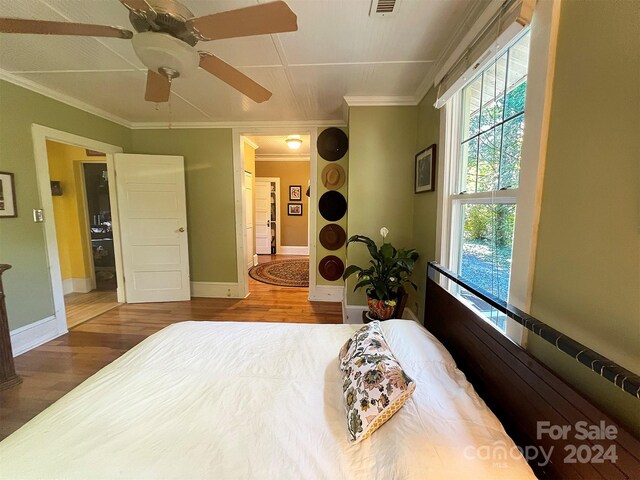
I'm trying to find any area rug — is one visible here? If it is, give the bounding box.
[249,259,309,287]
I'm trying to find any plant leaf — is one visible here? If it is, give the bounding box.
[342,265,363,280]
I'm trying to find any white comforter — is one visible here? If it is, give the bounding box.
[0,320,535,479]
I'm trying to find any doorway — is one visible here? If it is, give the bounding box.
[32,125,125,335]
[45,140,121,328]
[241,134,311,293]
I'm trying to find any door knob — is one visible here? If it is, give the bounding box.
[178,227,185,232]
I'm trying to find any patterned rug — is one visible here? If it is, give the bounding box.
[249,259,309,287]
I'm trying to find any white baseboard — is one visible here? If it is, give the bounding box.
[279,246,309,255]
[191,282,245,298]
[253,254,259,266]
[10,315,65,357]
[62,277,94,295]
[309,285,343,302]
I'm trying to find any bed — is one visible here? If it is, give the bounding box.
[0,320,535,479]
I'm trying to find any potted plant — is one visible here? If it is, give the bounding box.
[343,227,419,320]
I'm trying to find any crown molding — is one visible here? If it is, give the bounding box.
[256,154,310,162]
[0,69,132,129]
[343,95,419,107]
[129,119,346,129]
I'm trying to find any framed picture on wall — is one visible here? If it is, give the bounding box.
[415,144,437,193]
[0,172,17,218]
[288,203,303,216]
[289,185,302,201]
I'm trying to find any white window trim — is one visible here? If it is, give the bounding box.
[435,0,561,344]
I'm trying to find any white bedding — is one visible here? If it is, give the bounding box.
[0,320,535,479]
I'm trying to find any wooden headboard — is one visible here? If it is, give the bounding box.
[424,262,640,479]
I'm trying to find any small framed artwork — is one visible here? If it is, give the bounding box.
[50,181,63,196]
[0,172,17,218]
[289,185,302,201]
[415,144,437,193]
[288,203,303,216]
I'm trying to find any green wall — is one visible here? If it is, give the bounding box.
[346,106,418,304]
[527,0,640,435]
[0,81,131,330]
[411,86,441,318]
[130,129,237,283]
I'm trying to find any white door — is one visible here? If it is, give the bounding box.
[244,171,254,269]
[115,154,190,303]
[255,180,271,255]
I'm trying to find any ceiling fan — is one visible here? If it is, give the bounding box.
[0,0,298,103]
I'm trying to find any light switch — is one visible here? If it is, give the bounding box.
[33,209,44,223]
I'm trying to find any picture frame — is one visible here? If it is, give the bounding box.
[289,185,302,201]
[0,171,17,218]
[288,203,303,216]
[415,144,437,193]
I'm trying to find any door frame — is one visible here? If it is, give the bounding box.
[32,125,125,336]
[243,170,256,269]
[254,177,282,255]
[232,127,318,299]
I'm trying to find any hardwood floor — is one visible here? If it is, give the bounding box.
[65,290,120,328]
[0,277,341,440]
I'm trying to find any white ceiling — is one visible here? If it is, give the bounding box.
[0,0,477,126]
[247,134,310,157]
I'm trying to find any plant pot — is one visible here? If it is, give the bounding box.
[367,297,397,321]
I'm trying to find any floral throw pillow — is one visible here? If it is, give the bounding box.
[338,321,415,444]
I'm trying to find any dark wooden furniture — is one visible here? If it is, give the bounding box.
[424,262,640,479]
[0,264,21,391]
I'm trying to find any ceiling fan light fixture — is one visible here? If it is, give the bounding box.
[286,135,303,150]
[131,31,199,78]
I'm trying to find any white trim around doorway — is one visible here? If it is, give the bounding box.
[31,125,124,340]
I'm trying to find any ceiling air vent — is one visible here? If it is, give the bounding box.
[370,0,400,17]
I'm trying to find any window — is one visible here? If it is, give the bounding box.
[445,31,531,331]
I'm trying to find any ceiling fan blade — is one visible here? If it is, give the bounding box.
[199,53,272,103]
[187,1,297,41]
[119,0,156,17]
[0,18,133,39]
[145,70,171,103]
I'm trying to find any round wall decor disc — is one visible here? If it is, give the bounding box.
[318,191,347,221]
[319,255,345,281]
[319,224,346,250]
[317,127,348,161]
[321,164,345,190]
